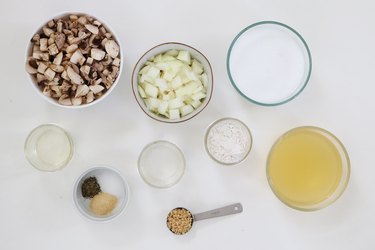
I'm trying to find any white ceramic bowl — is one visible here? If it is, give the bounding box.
[132,42,213,123]
[73,165,130,222]
[25,12,123,108]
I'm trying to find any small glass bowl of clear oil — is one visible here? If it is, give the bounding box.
[24,124,74,171]
[267,126,350,211]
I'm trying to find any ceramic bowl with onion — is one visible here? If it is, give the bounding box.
[132,42,213,123]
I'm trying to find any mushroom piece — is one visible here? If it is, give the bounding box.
[77,16,88,25]
[43,27,54,37]
[59,81,72,92]
[91,78,102,85]
[37,62,48,74]
[66,66,84,85]
[70,50,86,65]
[37,73,47,83]
[89,34,102,48]
[42,86,52,97]
[86,91,94,103]
[31,33,40,44]
[40,53,50,62]
[89,84,105,94]
[105,40,120,58]
[102,54,112,66]
[50,85,62,98]
[25,57,38,74]
[112,57,120,67]
[44,68,56,81]
[61,70,70,81]
[93,20,102,27]
[55,33,66,49]
[66,44,78,53]
[47,20,55,28]
[86,57,94,65]
[53,52,63,65]
[57,21,63,33]
[48,44,59,55]
[75,84,90,98]
[85,24,99,35]
[40,38,48,51]
[110,66,119,78]
[58,94,72,105]
[49,64,64,73]
[91,48,106,61]
[80,65,90,75]
[92,62,104,72]
[72,97,82,106]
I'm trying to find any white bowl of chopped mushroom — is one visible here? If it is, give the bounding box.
[132,42,213,123]
[25,12,122,107]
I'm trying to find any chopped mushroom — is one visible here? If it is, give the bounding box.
[58,94,72,105]
[26,14,121,106]
[55,33,66,49]
[70,50,86,65]
[75,84,90,98]
[91,48,106,61]
[85,24,99,34]
[89,84,104,94]
[25,57,38,74]
[53,52,63,65]
[48,44,59,55]
[44,68,56,81]
[104,40,119,58]
[86,91,94,103]
[67,66,83,85]
[40,38,48,51]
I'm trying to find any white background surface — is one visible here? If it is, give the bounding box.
[0,0,374,249]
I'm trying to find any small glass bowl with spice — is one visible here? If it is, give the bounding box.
[73,165,130,222]
[205,117,252,165]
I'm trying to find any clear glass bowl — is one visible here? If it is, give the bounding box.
[205,118,252,165]
[227,21,312,106]
[266,126,350,211]
[132,42,213,123]
[24,124,74,171]
[138,140,185,188]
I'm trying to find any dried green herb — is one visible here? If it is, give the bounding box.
[81,176,101,198]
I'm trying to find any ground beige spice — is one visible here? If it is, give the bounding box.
[167,208,193,235]
[90,192,118,216]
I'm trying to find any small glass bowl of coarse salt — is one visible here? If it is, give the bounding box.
[204,118,252,165]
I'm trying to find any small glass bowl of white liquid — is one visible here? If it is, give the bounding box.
[24,124,74,171]
[138,140,185,188]
[227,21,312,106]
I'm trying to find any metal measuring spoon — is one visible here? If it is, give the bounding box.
[166,203,243,235]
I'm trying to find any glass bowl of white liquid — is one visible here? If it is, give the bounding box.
[138,140,185,188]
[227,21,312,106]
[24,124,74,171]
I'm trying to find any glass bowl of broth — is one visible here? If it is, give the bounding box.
[266,126,350,211]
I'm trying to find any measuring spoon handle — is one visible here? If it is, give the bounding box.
[193,203,243,222]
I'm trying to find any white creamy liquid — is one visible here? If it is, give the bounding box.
[139,141,185,187]
[229,24,309,104]
[36,128,72,169]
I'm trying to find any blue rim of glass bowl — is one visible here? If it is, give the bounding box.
[226,21,312,106]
